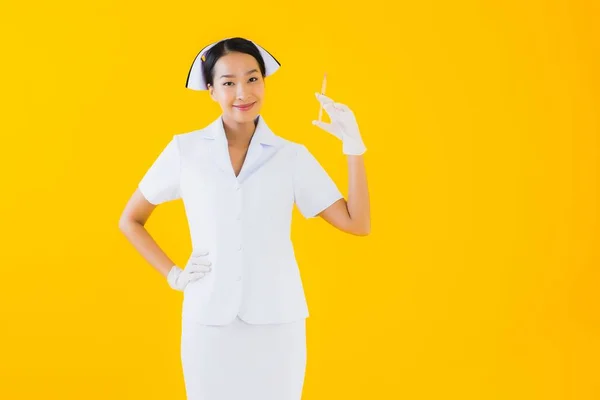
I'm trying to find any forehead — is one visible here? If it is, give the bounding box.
[214,52,260,76]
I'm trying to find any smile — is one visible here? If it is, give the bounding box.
[233,102,256,111]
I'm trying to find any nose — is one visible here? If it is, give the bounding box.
[236,82,250,99]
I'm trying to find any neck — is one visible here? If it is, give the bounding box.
[222,115,258,148]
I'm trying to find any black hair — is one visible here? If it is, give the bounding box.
[200,37,268,90]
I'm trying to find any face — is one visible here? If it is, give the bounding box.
[207,51,265,124]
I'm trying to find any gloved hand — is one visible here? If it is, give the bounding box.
[166,249,212,291]
[312,92,367,155]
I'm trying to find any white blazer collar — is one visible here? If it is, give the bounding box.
[199,114,285,182]
[200,114,283,146]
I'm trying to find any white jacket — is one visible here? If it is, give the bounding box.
[138,114,343,325]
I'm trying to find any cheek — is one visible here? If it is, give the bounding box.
[216,91,235,104]
[254,85,265,98]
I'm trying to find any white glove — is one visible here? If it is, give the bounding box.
[312,92,367,155]
[166,249,212,291]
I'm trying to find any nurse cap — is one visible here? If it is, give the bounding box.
[185,37,281,91]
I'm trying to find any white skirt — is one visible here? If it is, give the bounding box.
[180,316,307,400]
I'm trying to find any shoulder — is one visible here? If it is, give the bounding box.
[270,136,310,159]
[168,127,213,157]
[173,128,207,145]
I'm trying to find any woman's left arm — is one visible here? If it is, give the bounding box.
[318,154,370,235]
[312,93,371,236]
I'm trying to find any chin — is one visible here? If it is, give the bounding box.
[229,113,255,124]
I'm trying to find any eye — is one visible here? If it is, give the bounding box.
[222,77,259,86]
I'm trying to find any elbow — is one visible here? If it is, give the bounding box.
[350,222,371,236]
[118,216,139,232]
[118,218,129,232]
[355,228,371,236]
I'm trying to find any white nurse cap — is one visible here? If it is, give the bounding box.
[185,37,281,91]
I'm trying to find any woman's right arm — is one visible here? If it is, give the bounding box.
[118,188,177,278]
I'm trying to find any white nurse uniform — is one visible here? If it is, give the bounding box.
[138,113,343,399]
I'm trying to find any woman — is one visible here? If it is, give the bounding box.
[119,37,370,400]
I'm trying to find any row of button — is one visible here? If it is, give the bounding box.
[235,181,243,282]
[235,182,243,247]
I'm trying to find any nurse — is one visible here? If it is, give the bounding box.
[119,37,370,400]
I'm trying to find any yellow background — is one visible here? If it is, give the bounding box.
[1,0,598,398]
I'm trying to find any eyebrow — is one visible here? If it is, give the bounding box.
[219,69,259,79]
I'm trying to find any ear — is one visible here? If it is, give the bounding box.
[207,84,215,101]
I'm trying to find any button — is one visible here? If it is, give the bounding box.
[235,276,242,281]
[235,184,241,191]
[237,244,243,251]
[236,214,242,220]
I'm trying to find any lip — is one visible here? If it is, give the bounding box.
[233,102,256,111]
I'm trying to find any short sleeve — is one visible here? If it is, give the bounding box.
[293,144,344,219]
[138,135,181,205]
